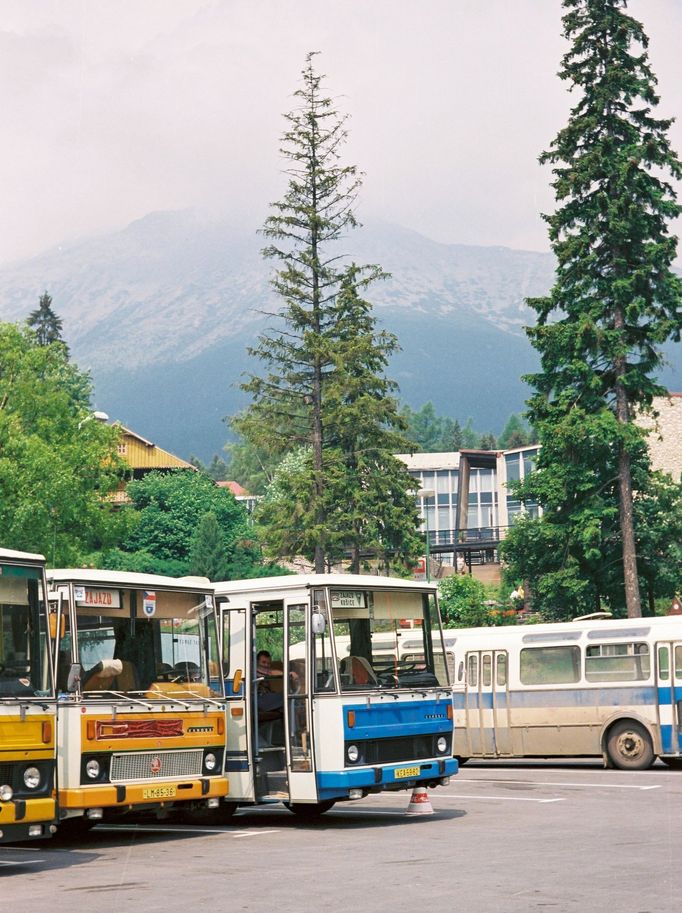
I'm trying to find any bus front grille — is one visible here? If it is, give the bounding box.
[110,749,204,782]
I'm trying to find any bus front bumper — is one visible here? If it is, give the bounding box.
[316,757,457,800]
[58,776,228,812]
[0,797,57,843]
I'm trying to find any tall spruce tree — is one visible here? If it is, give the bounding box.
[27,291,66,348]
[236,53,418,573]
[525,0,682,617]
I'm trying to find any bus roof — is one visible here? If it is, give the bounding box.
[214,573,438,598]
[47,568,212,593]
[441,614,682,643]
[0,547,46,563]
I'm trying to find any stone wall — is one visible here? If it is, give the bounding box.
[638,394,682,482]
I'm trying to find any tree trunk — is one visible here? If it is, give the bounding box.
[614,340,642,617]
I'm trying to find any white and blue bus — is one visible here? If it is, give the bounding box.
[446,614,682,770]
[215,574,457,817]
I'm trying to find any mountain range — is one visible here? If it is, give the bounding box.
[1,211,680,460]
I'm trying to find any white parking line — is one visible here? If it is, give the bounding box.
[436,793,565,803]
[231,829,279,838]
[456,777,661,791]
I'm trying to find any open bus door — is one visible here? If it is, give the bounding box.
[656,641,682,756]
[283,599,317,804]
[221,604,253,803]
[465,650,511,757]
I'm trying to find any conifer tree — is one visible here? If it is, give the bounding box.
[525,0,682,617]
[27,291,66,348]
[236,54,418,572]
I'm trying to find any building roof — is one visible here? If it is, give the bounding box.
[217,480,249,497]
[116,424,196,471]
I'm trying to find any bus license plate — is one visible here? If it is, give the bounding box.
[394,766,420,779]
[142,786,177,799]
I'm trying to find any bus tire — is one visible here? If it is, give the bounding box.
[285,800,336,818]
[606,720,654,771]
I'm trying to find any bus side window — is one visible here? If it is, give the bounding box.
[658,646,670,681]
[457,661,464,683]
[482,654,492,687]
[496,653,507,687]
[467,654,478,687]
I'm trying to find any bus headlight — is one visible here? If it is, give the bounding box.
[347,744,360,764]
[437,737,448,754]
[0,784,13,802]
[86,759,101,780]
[204,752,217,772]
[23,767,41,790]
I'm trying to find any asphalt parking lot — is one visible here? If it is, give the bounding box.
[3,760,680,913]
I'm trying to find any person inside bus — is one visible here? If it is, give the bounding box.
[256,650,284,720]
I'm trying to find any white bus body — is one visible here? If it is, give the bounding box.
[445,615,682,770]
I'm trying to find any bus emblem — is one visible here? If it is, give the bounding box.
[150,756,162,774]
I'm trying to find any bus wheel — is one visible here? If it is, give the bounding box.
[606,720,654,770]
[285,800,336,818]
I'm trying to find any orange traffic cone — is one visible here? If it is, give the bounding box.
[405,786,434,816]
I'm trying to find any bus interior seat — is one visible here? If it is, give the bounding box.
[82,658,123,691]
[340,656,378,687]
[114,659,139,692]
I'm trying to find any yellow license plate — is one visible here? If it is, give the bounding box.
[142,786,177,799]
[394,766,420,779]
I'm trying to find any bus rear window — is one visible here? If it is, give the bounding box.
[520,646,580,685]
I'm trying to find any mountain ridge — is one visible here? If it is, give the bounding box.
[1,210,679,460]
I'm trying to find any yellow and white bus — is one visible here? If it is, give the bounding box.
[47,569,227,829]
[0,548,57,843]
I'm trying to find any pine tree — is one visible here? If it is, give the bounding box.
[189,512,229,581]
[525,0,682,617]
[236,54,417,573]
[27,291,66,348]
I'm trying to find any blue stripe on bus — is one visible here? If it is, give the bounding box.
[453,686,655,710]
[342,699,452,740]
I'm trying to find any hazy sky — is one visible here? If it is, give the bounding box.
[1,0,681,265]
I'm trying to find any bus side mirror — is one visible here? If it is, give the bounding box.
[66,663,82,693]
[311,613,326,635]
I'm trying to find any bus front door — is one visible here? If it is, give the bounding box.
[465,650,511,758]
[283,600,317,804]
[656,642,682,756]
[221,607,253,804]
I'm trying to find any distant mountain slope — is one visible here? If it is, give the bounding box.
[1,211,680,459]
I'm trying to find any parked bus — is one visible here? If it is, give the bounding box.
[216,574,457,818]
[447,615,682,770]
[0,548,57,843]
[47,569,227,829]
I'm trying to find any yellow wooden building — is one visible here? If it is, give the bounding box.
[111,425,196,503]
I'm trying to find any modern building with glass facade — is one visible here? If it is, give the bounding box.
[397,445,541,575]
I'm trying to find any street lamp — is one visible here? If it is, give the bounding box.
[417,489,435,583]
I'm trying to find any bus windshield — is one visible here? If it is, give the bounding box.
[0,568,51,698]
[326,587,441,691]
[65,586,221,700]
